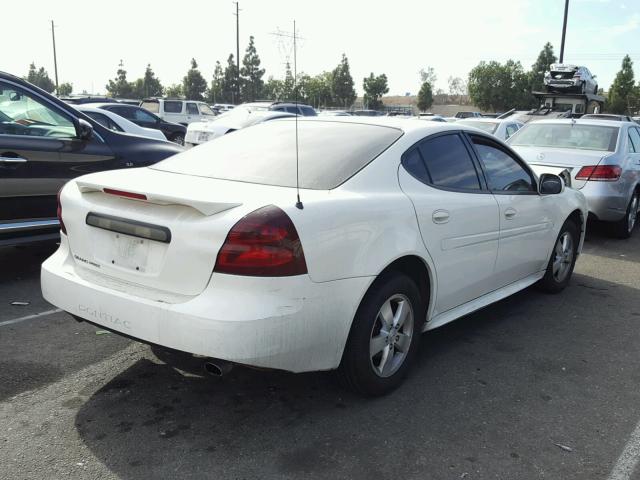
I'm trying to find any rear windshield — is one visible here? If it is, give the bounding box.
[152,120,403,189]
[458,120,498,134]
[141,101,159,113]
[509,123,619,152]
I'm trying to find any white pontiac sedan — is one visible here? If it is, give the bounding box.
[42,118,587,396]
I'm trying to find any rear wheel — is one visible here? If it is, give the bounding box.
[537,220,579,293]
[170,133,185,145]
[338,273,425,397]
[610,191,639,239]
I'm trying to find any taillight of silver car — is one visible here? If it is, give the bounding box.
[56,189,67,234]
[575,165,622,182]
[214,205,307,276]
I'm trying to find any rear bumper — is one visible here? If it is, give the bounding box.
[581,183,628,222]
[41,237,371,372]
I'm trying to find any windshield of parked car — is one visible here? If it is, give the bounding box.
[153,120,403,189]
[458,120,498,134]
[509,123,619,152]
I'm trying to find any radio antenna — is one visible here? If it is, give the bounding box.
[293,20,303,210]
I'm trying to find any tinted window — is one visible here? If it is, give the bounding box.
[133,108,156,122]
[300,106,317,116]
[473,138,534,192]
[109,106,134,119]
[418,134,480,190]
[0,81,76,138]
[85,111,123,132]
[505,124,519,138]
[628,127,640,153]
[402,148,429,183]
[186,103,199,115]
[164,101,183,113]
[152,120,403,189]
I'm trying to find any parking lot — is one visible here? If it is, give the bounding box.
[0,225,638,480]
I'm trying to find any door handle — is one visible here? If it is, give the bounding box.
[504,208,517,219]
[0,156,27,163]
[432,209,450,224]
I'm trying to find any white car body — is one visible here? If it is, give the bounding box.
[457,118,524,141]
[42,118,587,376]
[140,99,217,125]
[185,109,295,146]
[74,106,167,141]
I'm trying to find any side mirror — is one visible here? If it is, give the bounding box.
[76,118,94,141]
[539,173,563,195]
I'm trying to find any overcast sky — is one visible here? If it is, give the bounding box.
[2,0,638,96]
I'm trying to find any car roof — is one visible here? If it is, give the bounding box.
[82,102,136,109]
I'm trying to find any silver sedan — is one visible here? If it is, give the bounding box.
[508,119,640,238]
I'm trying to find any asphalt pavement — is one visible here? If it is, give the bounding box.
[1,226,640,480]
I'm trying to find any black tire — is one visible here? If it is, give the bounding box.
[170,133,185,145]
[338,272,425,397]
[610,191,639,239]
[537,219,579,294]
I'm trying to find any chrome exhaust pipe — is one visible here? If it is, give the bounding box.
[203,359,233,377]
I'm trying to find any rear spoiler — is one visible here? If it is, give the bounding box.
[76,181,242,216]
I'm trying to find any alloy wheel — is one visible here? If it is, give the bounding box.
[628,195,638,234]
[552,232,574,282]
[369,294,414,378]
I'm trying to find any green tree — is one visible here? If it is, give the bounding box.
[240,36,265,102]
[140,64,163,98]
[58,82,73,96]
[467,60,531,111]
[165,84,183,98]
[206,61,225,103]
[608,55,636,114]
[282,62,295,100]
[296,72,333,107]
[419,66,437,86]
[331,54,356,107]
[105,61,134,98]
[530,42,557,93]
[263,77,283,100]
[417,81,434,111]
[221,54,240,103]
[26,63,55,93]
[182,58,207,101]
[362,73,389,110]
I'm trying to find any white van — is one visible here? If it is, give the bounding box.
[140,98,216,125]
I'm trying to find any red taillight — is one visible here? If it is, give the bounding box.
[214,205,307,277]
[103,188,147,200]
[575,165,622,181]
[57,189,67,234]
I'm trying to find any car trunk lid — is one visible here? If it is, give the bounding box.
[63,168,272,298]
[515,147,610,189]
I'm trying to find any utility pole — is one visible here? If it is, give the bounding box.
[51,20,59,95]
[233,2,241,103]
[559,0,570,63]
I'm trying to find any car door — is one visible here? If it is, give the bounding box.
[467,133,558,287]
[398,132,502,315]
[0,79,116,230]
[185,102,199,124]
[627,127,640,191]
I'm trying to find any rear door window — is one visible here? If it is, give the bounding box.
[628,127,640,153]
[163,101,183,113]
[416,134,481,190]
[472,136,535,193]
